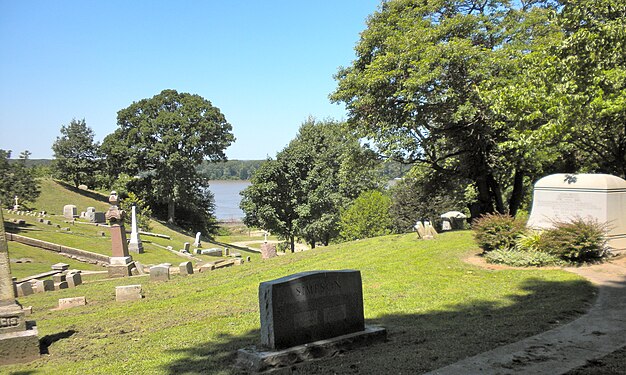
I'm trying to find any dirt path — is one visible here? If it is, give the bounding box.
[426,256,626,374]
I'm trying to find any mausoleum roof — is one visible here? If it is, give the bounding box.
[535,173,626,190]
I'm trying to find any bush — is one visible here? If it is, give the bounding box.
[537,218,608,262]
[339,190,393,241]
[472,213,526,253]
[515,230,543,252]
[485,249,565,267]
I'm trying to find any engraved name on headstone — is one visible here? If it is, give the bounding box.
[259,270,364,349]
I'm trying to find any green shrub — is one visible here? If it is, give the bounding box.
[538,218,608,262]
[485,248,565,267]
[515,230,543,252]
[473,213,526,253]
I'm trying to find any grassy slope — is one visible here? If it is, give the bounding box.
[5,179,263,277]
[3,231,595,374]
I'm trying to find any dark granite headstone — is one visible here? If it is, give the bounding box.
[259,270,364,349]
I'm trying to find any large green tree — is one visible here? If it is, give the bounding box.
[338,190,393,241]
[52,118,101,188]
[0,150,41,208]
[102,89,234,227]
[331,0,560,218]
[552,0,625,176]
[240,118,381,251]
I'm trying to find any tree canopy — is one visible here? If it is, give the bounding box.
[0,149,41,208]
[240,118,381,250]
[52,118,101,188]
[101,89,234,231]
[331,0,563,218]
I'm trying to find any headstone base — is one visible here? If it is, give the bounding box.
[107,262,135,278]
[236,325,386,373]
[0,323,40,365]
[128,242,144,254]
[0,305,39,365]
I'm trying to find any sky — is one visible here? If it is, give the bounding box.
[0,0,380,160]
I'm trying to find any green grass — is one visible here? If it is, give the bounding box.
[4,179,267,268]
[3,231,595,374]
[7,241,104,279]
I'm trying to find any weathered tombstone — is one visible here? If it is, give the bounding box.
[106,191,135,278]
[527,173,626,252]
[224,247,230,256]
[424,221,438,238]
[128,205,144,254]
[54,281,68,290]
[234,258,244,266]
[179,261,194,276]
[247,256,251,262]
[0,209,39,365]
[441,220,452,231]
[52,273,66,283]
[15,282,34,297]
[57,296,86,310]
[84,207,96,222]
[200,248,222,256]
[134,261,146,275]
[63,204,77,220]
[115,285,143,302]
[237,270,386,372]
[66,273,82,288]
[150,265,170,282]
[183,242,190,252]
[259,270,365,349]
[414,221,426,238]
[261,243,277,259]
[34,279,54,293]
[91,212,106,223]
[78,184,88,190]
[193,232,201,248]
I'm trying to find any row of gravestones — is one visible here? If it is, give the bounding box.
[15,270,82,297]
[148,258,249,282]
[63,205,105,223]
[4,209,48,217]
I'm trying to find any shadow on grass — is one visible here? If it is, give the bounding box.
[40,330,77,355]
[162,277,603,374]
[54,180,109,203]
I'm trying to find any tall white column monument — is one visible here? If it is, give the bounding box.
[128,205,144,254]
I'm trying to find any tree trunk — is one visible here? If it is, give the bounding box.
[473,175,494,219]
[487,173,505,214]
[289,235,295,253]
[508,167,525,217]
[167,197,175,224]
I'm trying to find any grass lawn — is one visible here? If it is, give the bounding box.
[3,231,595,374]
[7,241,105,280]
[4,179,267,267]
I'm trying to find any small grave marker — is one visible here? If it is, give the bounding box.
[58,296,86,310]
[115,285,143,302]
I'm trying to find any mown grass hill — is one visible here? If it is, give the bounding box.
[2,180,595,374]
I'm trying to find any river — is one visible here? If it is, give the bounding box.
[208,180,251,221]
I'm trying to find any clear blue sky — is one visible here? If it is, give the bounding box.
[0,0,380,160]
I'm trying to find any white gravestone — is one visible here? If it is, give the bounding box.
[527,173,626,250]
[128,206,144,254]
[193,232,201,248]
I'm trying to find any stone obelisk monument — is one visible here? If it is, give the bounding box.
[0,208,39,364]
[106,192,135,278]
[128,205,144,254]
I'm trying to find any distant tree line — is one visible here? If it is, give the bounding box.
[197,160,264,180]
